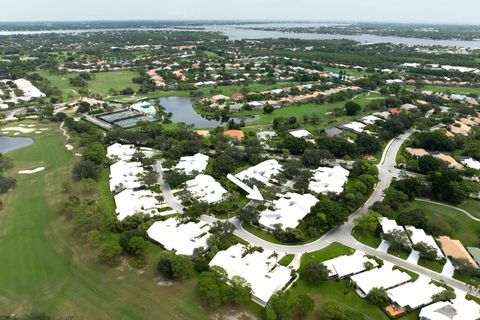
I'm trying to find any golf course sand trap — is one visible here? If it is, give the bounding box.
[18,167,45,174]
[66,144,73,150]
[2,127,36,134]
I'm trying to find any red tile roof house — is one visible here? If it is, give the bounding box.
[389,108,401,115]
[231,93,245,101]
[224,130,245,141]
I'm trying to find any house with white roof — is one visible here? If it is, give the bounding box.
[360,115,383,125]
[109,161,144,192]
[309,166,350,195]
[380,217,404,234]
[107,143,136,161]
[289,129,313,140]
[147,218,211,255]
[114,189,161,221]
[323,250,378,278]
[387,276,443,310]
[460,157,480,170]
[419,295,480,320]
[236,159,283,185]
[258,192,318,230]
[175,153,209,175]
[185,174,227,204]
[13,79,45,100]
[405,226,444,260]
[340,121,366,133]
[209,244,292,306]
[351,263,411,296]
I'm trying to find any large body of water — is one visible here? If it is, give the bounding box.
[0,136,33,153]
[1,23,480,48]
[158,96,257,128]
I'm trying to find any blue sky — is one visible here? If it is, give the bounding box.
[0,0,479,24]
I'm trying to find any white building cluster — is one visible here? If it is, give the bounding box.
[0,79,45,105]
[351,263,412,296]
[386,276,443,310]
[107,143,136,161]
[109,160,144,192]
[114,189,161,221]
[308,166,350,195]
[147,218,211,255]
[185,174,227,204]
[209,244,292,305]
[175,153,209,175]
[259,192,318,230]
[323,250,378,278]
[235,159,283,185]
[419,295,480,320]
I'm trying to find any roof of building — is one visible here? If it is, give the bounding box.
[175,153,209,175]
[236,159,283,185]
[109,161,144,192]
[387,276,443,309]
[323,250,378,278]
[460,157,480,170]
[256,130,278,141]
[147,218,211,255]
[259,192,318,230]
[340,121,366,133]
[419,296,480,320]
[405,147,430,158]
[107,143,136,161]
[209,244,292,305]
[324,127,343,137]
[224,130,245,141]
[114,189,160,221]
[437,236,478,267]
[431,153,464,170]
[467,247,480,266]
[309,166,350,195]
[380,217,404,234]
[231,93,244,100]
[360,115,383,125]
[289,128,313,139]
[400,103,419,111]
[186,174,227,204]
[351,263,411,294]
[405,226,444,260]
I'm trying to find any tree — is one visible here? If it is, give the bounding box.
[301,262,330,282]
[283,136,309,156]
[264,104,274,114]
[127,236,148,255]
[383,188,408,211]
[264,292,291,320]
[354,211,382,233]
[356,133,382,155]
[418,155,442,174]
[97,243,122,266]
[414,241,439,261]
[143,171,158,187]
[72,160,101,181]
[383,229,411,252]
[308,197,350,231]
[320,301,345,320]
[0,175,16,193]
[0,154,13,172]
[293,294,315,318]
[83,142,106,165]
[432,290,456,302]
[157,252,194,279]
[344,101,361,115]
[238,206,259,225]
[367,287,390,306]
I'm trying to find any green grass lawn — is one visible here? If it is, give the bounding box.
[409,85,480,96]
[299,242,354,273]
[351,226,382,248]
[418,258,446,273]
[37,70,80,102]
[404,200,480,247]
[0,122,209,319]
[88,70,140,96]
[278,254,294,267]
[459,199,480,219]
[387,248,410,260]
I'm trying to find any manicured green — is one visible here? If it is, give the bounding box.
[352,226,382,248]
[410,85,480,96]
[37,70,80,102]
[459,199,480,219]
[299,242,354,273]
[278,254,295,267]
[405,200,480,247]
[418,258,445,273]
[0,122,208,319]
[88,70,140,96]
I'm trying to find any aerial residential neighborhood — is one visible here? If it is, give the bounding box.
[1,1,480,320]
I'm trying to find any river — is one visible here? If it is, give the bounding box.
[0,136,33,153]
[1,23,480,48]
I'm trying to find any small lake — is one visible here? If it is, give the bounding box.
[157,96,258,128]
[0,136,33,153]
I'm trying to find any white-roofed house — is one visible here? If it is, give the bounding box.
[289,128,313,140]
[309,166,350,195]
[386,276,443,310]
[419,295,480,320]
[235,159,283,186]
[147,217,211,255]
[350,263,411,296]
[258,192,318,231]
[109,161,144,192]
[175,153,209,175]
[405,226,444,260]
[360,115,383,125]
[460,157,480,170]
[209,244,292,306]
[380,217,404,234]
[107,143,136,161]
[114,189,161,221]
[340,121,366,133]
[185,174,227,204]
[323,250,379,279]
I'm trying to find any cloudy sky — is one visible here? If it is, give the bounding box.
[0,0,479,24]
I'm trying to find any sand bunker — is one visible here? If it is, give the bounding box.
[2,127,36,134]
[66,144,73,150]
[18,167,45,174]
